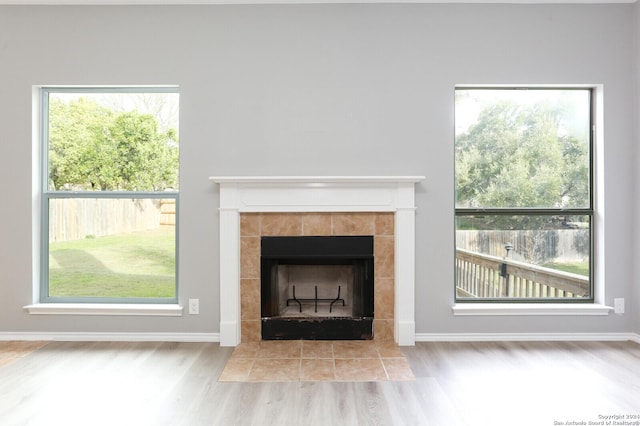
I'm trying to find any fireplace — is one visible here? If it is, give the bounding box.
[210,176,424,346]
[261,236,374,340]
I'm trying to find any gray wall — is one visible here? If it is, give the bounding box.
[634,1,640,336]
[0,4,636,337]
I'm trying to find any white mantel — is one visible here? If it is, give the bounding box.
[210,176,424,346]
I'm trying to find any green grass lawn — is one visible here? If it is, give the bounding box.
[542,262,589,276]
[49,226,176,298]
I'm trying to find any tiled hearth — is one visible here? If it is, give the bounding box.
[219,340,415,382]
[239,212,395,343]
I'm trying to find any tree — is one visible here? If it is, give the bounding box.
[48,98,115,190]
[48,98,178,191]
[455,99,589,211]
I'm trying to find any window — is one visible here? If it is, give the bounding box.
[455,87,593,302]
[41,87,179,303]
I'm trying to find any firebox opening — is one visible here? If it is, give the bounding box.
[261,236,374,340]
[277,264,353,318]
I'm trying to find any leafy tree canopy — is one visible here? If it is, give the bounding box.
[48,97,179,191]
[455,96,589,211]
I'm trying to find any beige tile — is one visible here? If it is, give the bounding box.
[302,341,334,359]
[375,213,394,236]
[241,320,261,343]
[302,213,332,236]
[335,358,387,381]
[382,358,416,381]
[219,339,413,383]
[374,277,394,320]
[241,279,260,321]
[301,359,335,381]
[232,342,260,359]
[373,319,395,342]
[261,213,302,236]
[240,237,260,279]
[333,341,379,359]
[248,358,300,382]
[218,358,254,382]
[374,236,395,279]
[332,213,375,236]
[240,213,261,236]
[258,340,302,358]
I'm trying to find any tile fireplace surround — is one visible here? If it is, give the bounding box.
[210,176,424,347]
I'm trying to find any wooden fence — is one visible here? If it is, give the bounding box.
[49,198,175,243]
[456,229,589,263]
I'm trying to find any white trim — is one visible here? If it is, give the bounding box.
[0,0,634,5]
[24,303,184,316]
[2,332,635,344]
[0,332,219,342]
[415,332,640,343]
[452,303,613,316]
[594,85,606,306]
[211,176,425,184]
[396,321,416,346]
[31,87,42,304]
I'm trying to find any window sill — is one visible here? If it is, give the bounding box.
[23,303,184,316]
[452,303,613,316]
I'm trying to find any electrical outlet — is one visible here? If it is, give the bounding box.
[188,298,199,315]
[613,298,624,314]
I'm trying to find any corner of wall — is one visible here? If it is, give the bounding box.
[633,1,640,335]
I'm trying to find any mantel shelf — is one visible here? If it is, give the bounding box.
[209,176,425,184]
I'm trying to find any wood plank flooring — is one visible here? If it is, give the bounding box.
[0,340,639,425]
[0,340,48,369]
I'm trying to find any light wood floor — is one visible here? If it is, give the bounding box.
[0,340,639,425]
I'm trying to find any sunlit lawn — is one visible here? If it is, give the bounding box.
[543,262,589,277]
[49,226,175,298]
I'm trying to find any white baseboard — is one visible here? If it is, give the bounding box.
[2,331,638,344]
[415,332,640,343]
[0,332,220,342]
